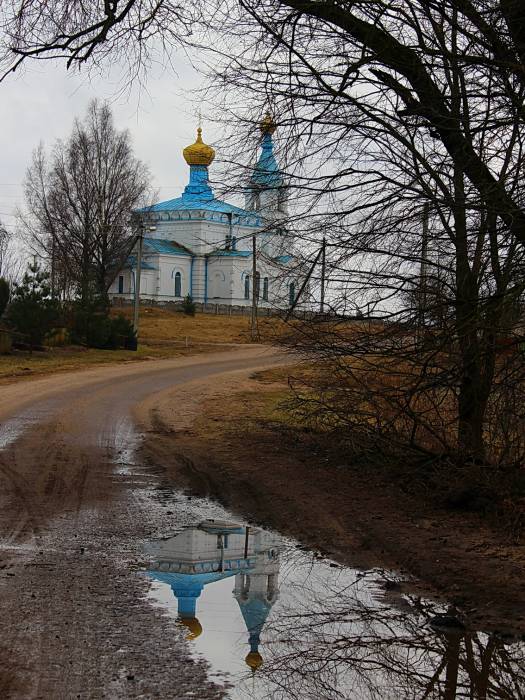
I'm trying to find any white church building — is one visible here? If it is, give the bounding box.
[109,115,298,308]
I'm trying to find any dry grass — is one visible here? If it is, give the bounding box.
[0,306,287,382]
[0,342,222,383]
[111,306,288,344]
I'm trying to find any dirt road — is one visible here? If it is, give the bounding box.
[0,347,288,699]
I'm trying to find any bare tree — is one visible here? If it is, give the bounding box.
[0,218,22,283]
[5,1,525,463]
[21,99,152,304]
[2,1,525,247]
[0,1,196,82]
[175,1,525,468]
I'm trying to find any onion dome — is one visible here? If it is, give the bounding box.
[245,651,263,671]
[260,112,277,135]
[178,616,203,640]
[183,128,215,166]
[251,113,282,188]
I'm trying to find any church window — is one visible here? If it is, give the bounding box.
[174,271,182,297]
[263,277,269,301]
[216,534,229,549]
[255,271,260,299]
[244,275,250,300]
[118,275,124,294]
[289,282,296,306]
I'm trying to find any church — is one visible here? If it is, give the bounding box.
[109,115,297,308]
[146,518,281,673]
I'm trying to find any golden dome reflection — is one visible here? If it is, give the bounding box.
[183,127,216,167]
[260,112,276,135]
[245,651,263,671]
[178,616,203,640]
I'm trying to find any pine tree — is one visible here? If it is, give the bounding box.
[181,294,196,316]
[0,277,9,318]
[7,263,59,350]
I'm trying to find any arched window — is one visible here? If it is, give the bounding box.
[244,275,250,300]
[255,271,260,299]
[174,271,182,297]
[263,277,269,301]
[289,282,296,306]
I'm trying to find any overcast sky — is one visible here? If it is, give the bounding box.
[0,52,224,238]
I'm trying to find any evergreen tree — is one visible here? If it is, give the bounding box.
[8,263,59,350]
[0,277,9,318]
[181,294,196,316]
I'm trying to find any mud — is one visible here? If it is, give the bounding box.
[139,372,525,636]
[0,347,289,698]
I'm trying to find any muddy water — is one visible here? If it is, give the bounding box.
[143,494,525,700]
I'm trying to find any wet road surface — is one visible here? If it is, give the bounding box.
[0,347,287,699]
[1,347,524,699]
[145,504,525,700]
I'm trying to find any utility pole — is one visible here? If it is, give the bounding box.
[133,224,144,338]
[320,237,326,314]
[243,526,250,559]
[132,222,156,345]
[251,234,258,340]
[285,245,323,321]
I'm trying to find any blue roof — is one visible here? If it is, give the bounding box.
[140,196,253,217]
[274,254,293,263]
[144,238,192,256]
[137,157,261,226]
[211,249,251,258]
[148,570,236,590]
[125,255,157,270]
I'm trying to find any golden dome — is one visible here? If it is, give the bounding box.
[178,617,203,640]
[183,127,215,166]
[260,112,276,135]
[245,651,263,671]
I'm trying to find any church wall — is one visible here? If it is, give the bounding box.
[108,268,156,298]
[157,255,192,299]
[110,121,301,309]
[147,217,257,256]
[191,256,207,302]
[109,253,297,308]
[108,269,133,296]
[207,255,293,308]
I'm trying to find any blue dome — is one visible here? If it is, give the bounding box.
[251,132,283,189]
[237,596,273,652]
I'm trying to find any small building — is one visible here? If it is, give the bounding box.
[109,115,297,308]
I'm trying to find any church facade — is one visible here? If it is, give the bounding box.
[108,116,297,308]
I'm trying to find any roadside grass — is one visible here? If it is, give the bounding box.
[0,305,290,382]
[0,342,222,383]
[112,305,286,344]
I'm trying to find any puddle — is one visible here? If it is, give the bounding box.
[144,508,525,699]
[0,399,58,450]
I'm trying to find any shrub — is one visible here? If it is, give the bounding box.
[107,314,136,350]
[70,303,136,349]
[182,294,196,316]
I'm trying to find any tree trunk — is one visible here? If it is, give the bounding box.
[454,167,488,462]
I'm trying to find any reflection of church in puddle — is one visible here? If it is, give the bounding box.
[147,519,280,671]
